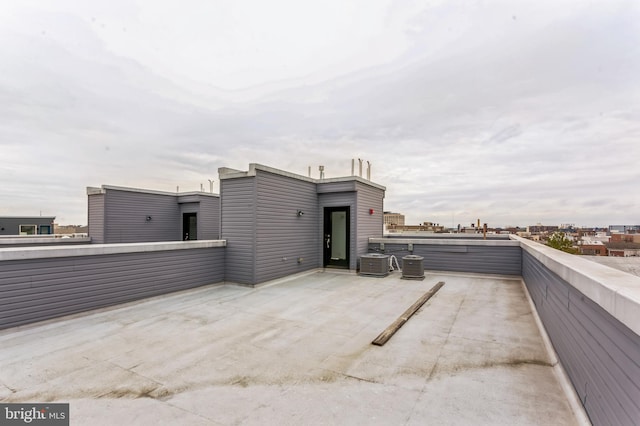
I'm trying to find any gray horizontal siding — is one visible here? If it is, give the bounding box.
[317,181,357,193]
[522,251,640,426]
[367,242,522,276]
[88,194,105,243]
[0,247,225,330]
[255,170,319,283]
[0,217,56,236]
[221,177,256,284]
[198,196,221,240]
[356,182,384,262]
[104,190,180,243]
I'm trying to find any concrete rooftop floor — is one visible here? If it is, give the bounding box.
[0,270,583,425]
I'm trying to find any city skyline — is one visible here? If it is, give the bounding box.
[1,0,638,227]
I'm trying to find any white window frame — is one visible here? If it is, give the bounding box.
[19,224,37,235]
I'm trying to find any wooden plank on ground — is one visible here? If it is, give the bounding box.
[371,281,445,346]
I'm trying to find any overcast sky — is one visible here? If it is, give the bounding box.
[1,0,638,227]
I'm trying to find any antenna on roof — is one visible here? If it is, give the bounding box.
[351,159,355,176]
[308,166,311,177]
[358,158,363,177]
[367,161,371,180]
[319,165,325,179]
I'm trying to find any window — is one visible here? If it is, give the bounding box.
[19,224,37,235]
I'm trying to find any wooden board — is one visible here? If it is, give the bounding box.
[371,281,445,346]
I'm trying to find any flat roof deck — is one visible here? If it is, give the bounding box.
[0,271,582,425]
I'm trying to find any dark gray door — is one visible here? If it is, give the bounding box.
[183,213,197,240]
[323,207,350,268]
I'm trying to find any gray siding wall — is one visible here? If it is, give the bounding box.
[356,182,384,262]
[221,177,256,284]
[367,242,522,276]
[317,181,357,193]
[255,170,319,283]
[318,192,357,270]
[0,218,56,236]
[197,196,221,240]
[522,251,640,426]
[104,190,180,243]
[0,247,225,330]
[88,194,105,243]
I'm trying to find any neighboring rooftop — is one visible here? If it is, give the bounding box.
[0,270,584,425]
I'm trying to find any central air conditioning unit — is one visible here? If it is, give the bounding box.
[359,253,390,277]
[402,255,425,279]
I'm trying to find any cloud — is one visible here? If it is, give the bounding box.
[0,0,638,227]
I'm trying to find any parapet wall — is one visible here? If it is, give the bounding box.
[515,236,640,425]
[368,237,522,276]
[0,241,226,330]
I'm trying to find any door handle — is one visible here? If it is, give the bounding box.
[325,235,331,248]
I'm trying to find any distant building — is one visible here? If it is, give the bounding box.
[578,241,607,256]
[54,224,89,235]
[610,234,640,244]
[606,234,640,256]
[527,225,559,234]
[609,225,640,234]
[607,242,640,257]
[421,222,445,232]
[386,222,446,234]
[383,212,405,226]
[0,216,55,236]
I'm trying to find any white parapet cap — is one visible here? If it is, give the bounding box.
[218,163,386,191]
[0,240,226,261]
[512,235,640,337]
[86,185,219,197]
[369,237,520,247]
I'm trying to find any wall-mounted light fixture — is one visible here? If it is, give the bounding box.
[297,210,304,217]
[369,209,374,215]
[145,215,152,222]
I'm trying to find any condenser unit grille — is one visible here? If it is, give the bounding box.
[360,254,389,277]
[402,255,425,279]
